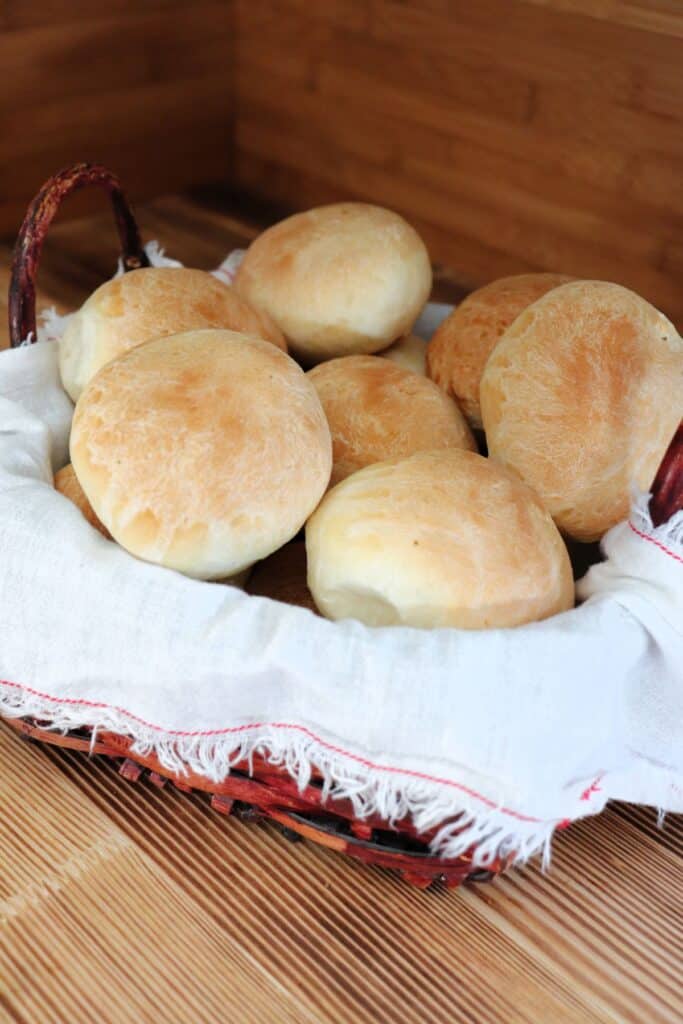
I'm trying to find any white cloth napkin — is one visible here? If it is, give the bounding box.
[0,251,680,868]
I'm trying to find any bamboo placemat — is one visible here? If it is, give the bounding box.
[0,194,681,1024]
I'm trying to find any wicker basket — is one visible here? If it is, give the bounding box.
[4,164,682,889]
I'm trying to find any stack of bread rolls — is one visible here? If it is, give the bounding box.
[59,267,286,402]
[426,273,574,428]
[479,281,682,541]
[58,201,682,631]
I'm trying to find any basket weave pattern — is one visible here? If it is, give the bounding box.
[5,717,504,888]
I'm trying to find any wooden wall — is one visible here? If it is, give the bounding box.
[3,1,682,325]
[0,1,235,237]
[232,0,683,325]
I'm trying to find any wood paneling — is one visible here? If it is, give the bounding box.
[232,0,683,324]
[3,0,681,322]
[0,3,235,237]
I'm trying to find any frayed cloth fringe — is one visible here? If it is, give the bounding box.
[0,684,556,870]
[630,489,683,551]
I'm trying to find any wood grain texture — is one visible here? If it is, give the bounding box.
[232,0,683,325]
[0,195,681,1024]
[1,719,681,1024]
[5,0,682,325]
[0,3,235,237]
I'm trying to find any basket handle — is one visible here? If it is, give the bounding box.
[8,162,149,348]
[649,421,683,527]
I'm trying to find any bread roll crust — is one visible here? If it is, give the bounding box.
[427,273,573,427]
[234,203,432,362]
[480,280,683,541]
[306,449,574,629]
[54,463,111,538]
[70,329,332,579]
[381,333,427,376]
[59,267,287,402]
[308,355,476,486]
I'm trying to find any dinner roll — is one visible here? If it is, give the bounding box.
[307,449,574,629]
[308,355,476,486]
[234,203,432,362]
[59,267,287,402]
[70,329,332,579]
[247,542,318,613]
[55,463,249,585]
[381,333,427,376]
[481,280,683,541]
[54,463,111,539]
[427,274,573,427]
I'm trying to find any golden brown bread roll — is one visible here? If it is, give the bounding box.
[306,449,574,629]
[55,463,250,586]
[381,332,427,376]
[234,203,432,363]
[427,273,574,427]
[247,542,318,613]
[70,329,332,579]
[480,280,683,541]
[54,463,111,539]
[59,267,286,402]
[307,355,476,487]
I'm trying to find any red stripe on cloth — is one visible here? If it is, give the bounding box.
[0,677,561,825]
[580,775,603,801]
[629,521,683,564]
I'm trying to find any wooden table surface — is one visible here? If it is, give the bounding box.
[0,193,681,1024]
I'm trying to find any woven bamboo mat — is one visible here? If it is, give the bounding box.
[0,194,681,1024]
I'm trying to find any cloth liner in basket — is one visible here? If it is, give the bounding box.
[1,167,681,880]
